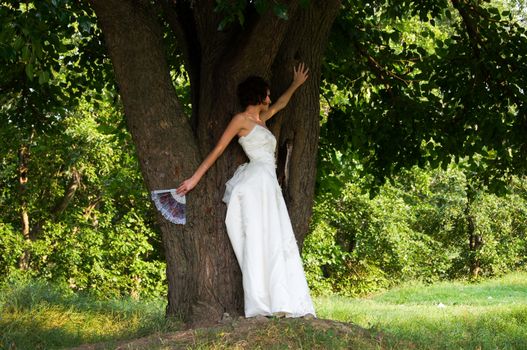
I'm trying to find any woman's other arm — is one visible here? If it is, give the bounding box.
[261,62,309,122]
[176,115,244,195]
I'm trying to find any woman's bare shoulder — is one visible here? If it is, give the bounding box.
[231,113,257,137]
[231,112,246,123]
[231,112,253,128]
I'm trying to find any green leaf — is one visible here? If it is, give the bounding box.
[272,4,288,20]
[488,7,499,15]
[38,70,50,85]
[25,63,34,80]
[21,45,30,61]
[13,36,25,50]
[237,11,245,26]
[78,15,92,34]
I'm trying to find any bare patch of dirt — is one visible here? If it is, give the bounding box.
[69,317,408,349]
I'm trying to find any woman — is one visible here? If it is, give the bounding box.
[177,63,316,318]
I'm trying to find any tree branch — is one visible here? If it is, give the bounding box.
[50,168,82,218]
[223,1,300,77]
[350,33,410,88]
[30,168,82,240]
[450,0,483,58]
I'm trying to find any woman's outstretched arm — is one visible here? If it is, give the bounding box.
[261,62,309,122]
[176,115,244,195]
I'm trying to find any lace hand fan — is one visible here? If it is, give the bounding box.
[151,189,186,225]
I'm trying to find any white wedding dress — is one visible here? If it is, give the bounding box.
[222,124,316,318]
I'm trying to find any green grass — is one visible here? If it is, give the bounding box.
[1,272,526,349]
[315,271,527,350]
[0,278,180,349]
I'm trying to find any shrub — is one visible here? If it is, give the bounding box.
[305,165,527,295]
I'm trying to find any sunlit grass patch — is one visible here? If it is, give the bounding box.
[0,278,179,349]
[373,272,527,306]
[315,271,527,350]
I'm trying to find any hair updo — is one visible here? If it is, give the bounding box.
[237,76,270,109]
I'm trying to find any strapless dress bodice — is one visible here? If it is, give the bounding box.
[238,124,276,166]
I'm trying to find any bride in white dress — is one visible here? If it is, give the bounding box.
[177,63,316,318]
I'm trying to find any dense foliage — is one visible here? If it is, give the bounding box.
[0,95,166,298]
[0,0,107,130]
[0,1,165,298]
[322,0,527,188]
[303,0,527,295]
[304,166,527,296]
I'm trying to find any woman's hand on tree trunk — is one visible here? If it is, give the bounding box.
[292,62,309,87]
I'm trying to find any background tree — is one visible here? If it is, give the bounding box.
[0,95,167,298]
[0,0,110,268]
[322,0,527,183]
[316,0,527,279]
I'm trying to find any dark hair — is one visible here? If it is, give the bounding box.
[237,76,270,108]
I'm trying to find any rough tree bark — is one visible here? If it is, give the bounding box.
[89,0,340,324]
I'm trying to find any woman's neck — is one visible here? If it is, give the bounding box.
[244,106,262,121]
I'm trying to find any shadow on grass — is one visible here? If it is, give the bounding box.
[0,279,177,350]
[0,278,163,315]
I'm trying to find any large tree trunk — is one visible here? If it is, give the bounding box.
[90,0,340,324]
[271,1,340,247]
[90,0,205,323]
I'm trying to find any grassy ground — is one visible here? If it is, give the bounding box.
[1,272,526,349]
[317,272,527,350]
[0,279,178,349]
